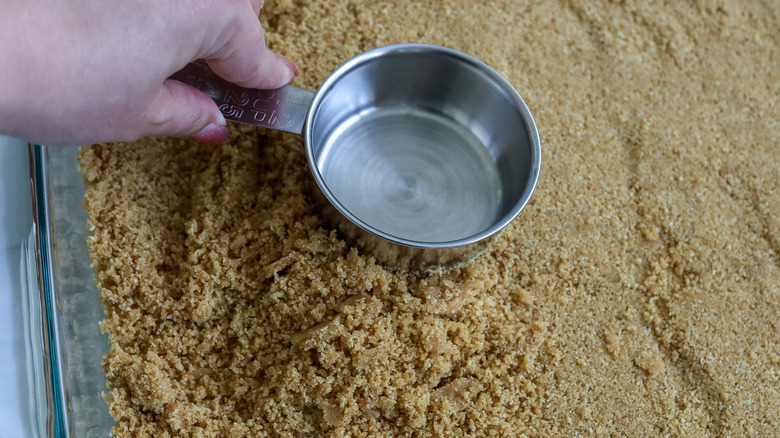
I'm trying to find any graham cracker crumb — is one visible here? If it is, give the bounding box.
[635,351,666,377]
[80,0,780,436]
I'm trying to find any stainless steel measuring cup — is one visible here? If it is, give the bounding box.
[172,43,541,272]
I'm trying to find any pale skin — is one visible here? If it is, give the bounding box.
[0,0,298,146]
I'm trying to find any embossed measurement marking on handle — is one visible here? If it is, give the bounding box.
[170,62,314,135]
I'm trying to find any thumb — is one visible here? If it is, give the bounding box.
[143,79,230,144]
[204,6,297,90]
[208,44,297,90]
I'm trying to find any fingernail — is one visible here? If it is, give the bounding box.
[279,55,299,83]
[192,123,230,144]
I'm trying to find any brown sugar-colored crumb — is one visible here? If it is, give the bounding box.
[79,0,780,436]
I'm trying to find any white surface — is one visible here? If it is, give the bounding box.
[0,136,34,438]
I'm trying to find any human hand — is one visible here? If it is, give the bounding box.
[0,0,297,146]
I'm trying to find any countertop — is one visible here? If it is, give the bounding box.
[0,136,34,437]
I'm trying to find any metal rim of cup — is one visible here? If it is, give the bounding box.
[303,43,541,250]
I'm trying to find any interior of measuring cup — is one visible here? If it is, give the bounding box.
[306,46,537,245]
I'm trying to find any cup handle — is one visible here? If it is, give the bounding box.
[169,62,314,136]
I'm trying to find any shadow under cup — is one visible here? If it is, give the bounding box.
[304,44,541,273]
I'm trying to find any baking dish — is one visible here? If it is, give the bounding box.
[24,144,114,437]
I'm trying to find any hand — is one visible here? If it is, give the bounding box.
[0,0,298,146]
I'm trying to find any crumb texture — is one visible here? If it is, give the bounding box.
[80,0,779,436]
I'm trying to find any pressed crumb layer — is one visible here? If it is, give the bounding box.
[79,1,779,436]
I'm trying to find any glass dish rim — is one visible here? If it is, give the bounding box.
[27,143,71,437]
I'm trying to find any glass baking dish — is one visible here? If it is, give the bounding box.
[24,144,114,437]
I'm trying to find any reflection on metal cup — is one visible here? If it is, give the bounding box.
[305,44,541,272]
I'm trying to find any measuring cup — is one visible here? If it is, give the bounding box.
[172,43,541,272]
